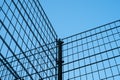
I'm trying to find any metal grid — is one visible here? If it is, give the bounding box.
[0,0,120,80]
[62,20,120,80]
[0,0,58,80]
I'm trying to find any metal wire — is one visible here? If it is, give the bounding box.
[0,0,58,80]
[62,20,120,80]
[0,0,120,80]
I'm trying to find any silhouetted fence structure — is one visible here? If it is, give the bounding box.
[0,0,120,80]
[62,20,120,80]
[0,0,57,80]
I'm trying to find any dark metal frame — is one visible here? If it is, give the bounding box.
[57,39,64,80]
[0,0,120,80]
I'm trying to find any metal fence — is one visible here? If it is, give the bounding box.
[0,0,58,80]
[0,0,120,80]
[62,20,120,80]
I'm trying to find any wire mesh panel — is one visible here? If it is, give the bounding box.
[62,20,120,80]
[1,0,120,80]
[0,0,58,80]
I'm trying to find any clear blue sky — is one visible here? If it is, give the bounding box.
[40,0,120,38]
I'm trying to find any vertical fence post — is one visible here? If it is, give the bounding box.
[57,39,64,80]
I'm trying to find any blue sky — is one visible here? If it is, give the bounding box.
[40,0,120,38]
